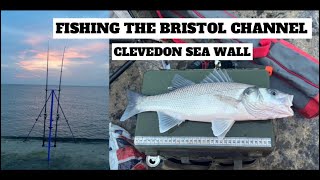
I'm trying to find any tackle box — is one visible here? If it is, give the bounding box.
[134,69,275,168]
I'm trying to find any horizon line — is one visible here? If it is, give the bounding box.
[1,83,108,87]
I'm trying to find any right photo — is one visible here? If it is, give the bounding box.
[108,10,319,170]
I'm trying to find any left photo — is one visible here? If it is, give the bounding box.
[1,11,109,170]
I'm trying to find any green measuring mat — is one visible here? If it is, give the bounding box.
[134,69,275,158]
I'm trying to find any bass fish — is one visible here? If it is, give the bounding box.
[120,69,294,138]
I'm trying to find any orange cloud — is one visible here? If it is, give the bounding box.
[17,59,61,71]
[64,50,90,59]
[87,42,107,52]
[69,42,107,53]
[17,50,68,71]
[16,45,99,71]
[24,36,48,46]
[17,39,106,73]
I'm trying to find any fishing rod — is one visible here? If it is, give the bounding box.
[42,41,50,146]
[109,11,136,85]
[109,60,136,85]
[109,10,173,85]
[53,46,66,147]
[24,44,76,163]
[109,36,168,85]
[25,42,51,143]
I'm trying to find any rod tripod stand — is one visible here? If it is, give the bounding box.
[24,44,76,162]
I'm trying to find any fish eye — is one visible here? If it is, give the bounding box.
[268,89,277,96]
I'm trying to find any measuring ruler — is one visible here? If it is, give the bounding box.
[134,136,272,148]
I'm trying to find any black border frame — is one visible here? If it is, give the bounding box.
[1,0,319,10]
[1,0,319,177]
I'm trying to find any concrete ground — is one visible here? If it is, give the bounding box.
[1,138,109,170]
[109,11,319,170]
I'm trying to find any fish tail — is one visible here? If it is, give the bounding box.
[120,90,144,121]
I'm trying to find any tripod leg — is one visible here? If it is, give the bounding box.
[53,92,76,143]
[24,93,52,142]
[53,114,59,147]
[59,104,76,143]
[53,91,59,147]
[42,112,47,146]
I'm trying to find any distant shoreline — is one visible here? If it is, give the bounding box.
[1,136,108,143]
[1,84,108,88]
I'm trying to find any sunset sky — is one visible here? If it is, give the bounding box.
[1,11,110,86]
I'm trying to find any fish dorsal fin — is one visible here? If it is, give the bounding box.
[211,119,235,139]
[157,112,184,133]
[170,74,195,90]
[201,69,234,84]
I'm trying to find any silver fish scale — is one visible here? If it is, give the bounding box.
[138,83,253,120]
[142,83,251,102]
[149,83,251,100]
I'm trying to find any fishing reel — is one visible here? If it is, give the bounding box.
[146,155,162,167]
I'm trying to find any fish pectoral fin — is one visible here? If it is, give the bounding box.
[211,119,235,139]
[170,74,195,90]
[201,69,234,83]
[157,112,184,133]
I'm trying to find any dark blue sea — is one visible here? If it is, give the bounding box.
[1,84,109,140]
